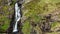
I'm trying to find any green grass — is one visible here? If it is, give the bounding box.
[51,22,58,28]
[22,21,31,34]
[0,0,15,32]
[0,16,10,31]
[23,0,60,34]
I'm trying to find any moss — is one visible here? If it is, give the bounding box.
[22,21,31,34]
[51,21,60,28]
[0,16,10,31]
[51,22,58,27]
[0,0,14,32]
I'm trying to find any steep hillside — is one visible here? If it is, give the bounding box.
[0,0,60,34]
[22,0,60,34]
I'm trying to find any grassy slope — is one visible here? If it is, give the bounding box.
[22,0,60,34]
[0,0,60,34]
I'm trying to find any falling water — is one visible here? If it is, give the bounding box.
[13,3,21,32]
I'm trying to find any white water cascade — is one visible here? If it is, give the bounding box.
[13,3,21,32]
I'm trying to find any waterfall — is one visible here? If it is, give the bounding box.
[13,3,21,32]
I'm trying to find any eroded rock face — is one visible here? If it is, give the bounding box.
[40,15,52,32]
[30,29,37,34]
[7,0,13,5]
[41,22,51,32]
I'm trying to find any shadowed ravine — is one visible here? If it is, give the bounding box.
[7,2,23,34]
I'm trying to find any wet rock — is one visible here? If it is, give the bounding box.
[41,22,51,32]
[31,22,37,27]
[45,14,51,19]
[17,0,24,4]
[7,0,13,5]
[0,11,5,15]
[30,28,37,34]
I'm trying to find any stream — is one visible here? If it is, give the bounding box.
[13,3,21,33]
